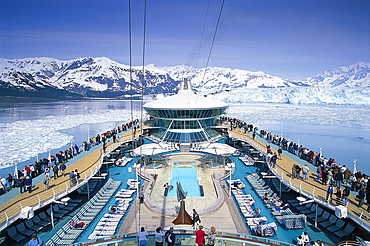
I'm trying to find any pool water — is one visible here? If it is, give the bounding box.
[167,167,201,197]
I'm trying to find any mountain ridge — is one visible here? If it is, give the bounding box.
[0,57,369,103]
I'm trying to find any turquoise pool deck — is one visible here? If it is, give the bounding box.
[230,157,337,245]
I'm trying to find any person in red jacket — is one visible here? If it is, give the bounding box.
[24,166,31,177]
[195,225,206,246]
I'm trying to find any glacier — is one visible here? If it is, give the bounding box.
[211,86,370,105]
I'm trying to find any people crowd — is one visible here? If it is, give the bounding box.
[221,116,370,212]
[1,119,138,195]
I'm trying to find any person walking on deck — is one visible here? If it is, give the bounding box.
[69,171,77,187]
[315,165,322,182]
[343,168,352,185]
[52,164,59,180]
[342,186,350,206]
[302,164,309,180]
[277,147,283,159]
[270,153,278,168]
[44,172,50,190]
[192,209,201,230]
[334,171,343,188]
[292,164,297,179]
[24,176,32,193]
[358,188,366,207]
[326,184,334,203]
[295,165,302,179]
[59,162,66,177]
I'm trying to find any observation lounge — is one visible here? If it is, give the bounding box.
[143,78,228,143]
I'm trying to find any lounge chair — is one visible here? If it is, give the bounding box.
[334,224,355,238]
[327,219,346,233]
[297,203,313,214]
[24,219,42,232]
[320,214,338,228]
[32,214,50,227]
[316,211,330,223]
[51,204,69,219]
[306,207,324,220]
[7,226,26,242]
[40,210,53,223]
[16,222,36,237]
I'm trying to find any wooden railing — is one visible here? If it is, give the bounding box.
[0,132,135,232]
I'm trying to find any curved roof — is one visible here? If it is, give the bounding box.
[143,90,228,110]
[144,78,228,110]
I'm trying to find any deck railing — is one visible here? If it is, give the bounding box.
[0,132,135,233]
[229,129,370,234]
[72,229,305,246]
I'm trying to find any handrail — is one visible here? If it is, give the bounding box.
[0,132,134,232]
[230,128,370,233]
[72,230,336,246]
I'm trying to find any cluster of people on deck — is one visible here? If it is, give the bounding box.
[222,116,370,214]
[136,223,217,246]
[296,231,323,246]
[1,119,138,195]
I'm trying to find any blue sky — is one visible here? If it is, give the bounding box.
[0,0,369,80]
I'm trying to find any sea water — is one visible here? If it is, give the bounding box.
[0,99,369,178]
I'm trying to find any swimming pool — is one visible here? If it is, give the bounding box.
[167,164,201,197]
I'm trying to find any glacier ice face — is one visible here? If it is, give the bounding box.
[212,86,370,105]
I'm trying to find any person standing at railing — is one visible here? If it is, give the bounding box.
[207,226,216,246]
[155,227,165,246]
[137,227,148,246]
[195,225,206,246]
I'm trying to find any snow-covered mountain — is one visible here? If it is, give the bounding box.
[0,57,177,98]
[0,57,369,104]
[304,62,370,87]
[161,65,308,91]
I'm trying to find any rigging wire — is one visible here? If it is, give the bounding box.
[127,0,139,234]
[138,0,148,233]
[195,0,211,69]
[195,0,225,103]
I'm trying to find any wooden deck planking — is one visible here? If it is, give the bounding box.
[230,128,370,231]
[0,128,137,229]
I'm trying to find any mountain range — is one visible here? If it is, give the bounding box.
[0,57,369,104]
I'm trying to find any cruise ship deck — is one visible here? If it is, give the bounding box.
[0,123,369,246]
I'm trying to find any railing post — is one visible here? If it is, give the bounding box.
[4,212,8,226]
[52,188,56,200]
[65,182,69,193]
[312,187,315,198]
[37,195,41,207]
[19,202,22,210]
